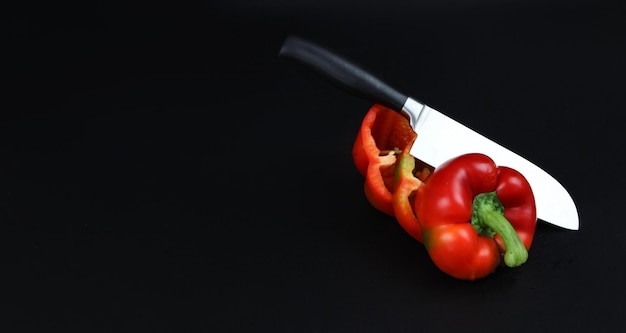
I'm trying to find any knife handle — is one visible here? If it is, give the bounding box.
[279,35,408,112]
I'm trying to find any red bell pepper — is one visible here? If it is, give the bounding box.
[415,153,537,280]
[352,104,431,241]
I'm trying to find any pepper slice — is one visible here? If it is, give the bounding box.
[352,104,431,241]
[392,151,430,242]
[415,153,537,280]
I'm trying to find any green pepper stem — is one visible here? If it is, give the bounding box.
[472,192,528,267]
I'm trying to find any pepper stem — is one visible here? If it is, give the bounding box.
[471,192,528,267]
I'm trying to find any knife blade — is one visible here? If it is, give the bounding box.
[278,35,579,230]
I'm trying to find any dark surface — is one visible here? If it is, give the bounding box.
[4,1,626,331]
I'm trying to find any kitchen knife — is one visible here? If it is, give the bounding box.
[279,35,579,230]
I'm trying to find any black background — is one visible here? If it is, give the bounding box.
[4,1,626,331]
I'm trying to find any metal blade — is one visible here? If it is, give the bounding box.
[403,98,579,230]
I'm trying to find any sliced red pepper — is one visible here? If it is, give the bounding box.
[415,153,537,280]
[392,152,430,242]
[352,104,431,242]
[352,104,417,216]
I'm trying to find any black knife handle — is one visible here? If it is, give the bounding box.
[278,35,408,112]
